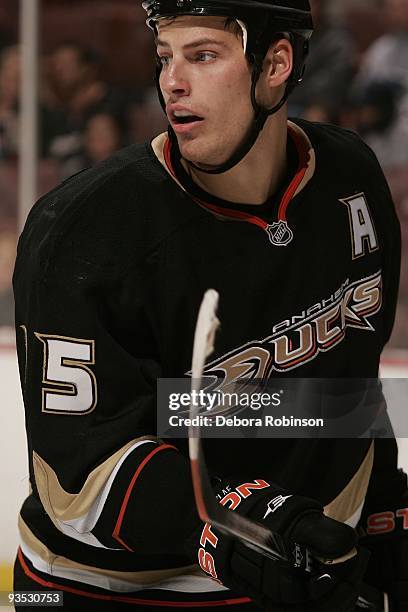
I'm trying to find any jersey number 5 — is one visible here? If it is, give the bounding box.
[35,334,97,415]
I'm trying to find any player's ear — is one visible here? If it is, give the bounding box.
[263,37,293,89]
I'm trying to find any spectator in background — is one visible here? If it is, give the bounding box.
[46,43,107,123]
[57,111,125,179]
[289,0,356,123]
[0,45,19,159]
[45,42,127,157]
[355,0,408,90]
[83,112,124,163]
[0,44,70,159]
[348,80,407,169]
[0,225,16,326]
[352,0,408,168]
[45,42,129,170]
[0,5,16,54]
[127,87,168,144]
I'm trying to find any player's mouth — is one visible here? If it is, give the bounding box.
[168,108,204,134]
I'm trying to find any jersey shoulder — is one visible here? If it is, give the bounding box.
[29,142,167,219]
[16,142,195,275]
[292,118,394,199]
[292,118,382,168]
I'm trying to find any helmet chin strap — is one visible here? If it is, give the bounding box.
[161,54,291,175]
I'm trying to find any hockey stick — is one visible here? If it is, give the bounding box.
[188,289,385,611]
[188,289,287,563]
[188,290,364,566]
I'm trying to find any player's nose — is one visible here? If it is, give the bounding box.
[160,59,191,98]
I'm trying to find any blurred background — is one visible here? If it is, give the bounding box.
[0,0,408,598]
[0,0,408,346]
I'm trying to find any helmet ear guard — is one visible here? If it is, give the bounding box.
[143,0,313,174]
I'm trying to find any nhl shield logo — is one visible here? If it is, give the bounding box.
[266,221,293,246]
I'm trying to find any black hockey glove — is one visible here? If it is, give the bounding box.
[185,478,369,611]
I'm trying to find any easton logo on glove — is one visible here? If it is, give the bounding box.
[263,495,293,519]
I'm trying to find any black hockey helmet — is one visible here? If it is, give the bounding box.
[142,0,313,173]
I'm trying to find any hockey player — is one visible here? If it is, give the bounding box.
[12,0,407,610]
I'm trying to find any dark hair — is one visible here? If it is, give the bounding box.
[224,17,245,39]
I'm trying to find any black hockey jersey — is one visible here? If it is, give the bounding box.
[13,119,401,601]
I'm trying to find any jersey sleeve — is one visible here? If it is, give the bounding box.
[330,123,403,349]
[13,164,201,558]
[365,144,401,347]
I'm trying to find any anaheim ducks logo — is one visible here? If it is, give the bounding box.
[201,271,382,385]
[266,221,294,247]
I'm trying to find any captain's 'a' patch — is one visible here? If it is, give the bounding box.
[340,193,379,260]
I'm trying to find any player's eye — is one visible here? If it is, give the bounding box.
[158,55,171,67]
[194,52,216,63]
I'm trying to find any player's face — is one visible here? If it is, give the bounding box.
[156,16,254,168]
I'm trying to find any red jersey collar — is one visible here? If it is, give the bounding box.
[163,122,313,247]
